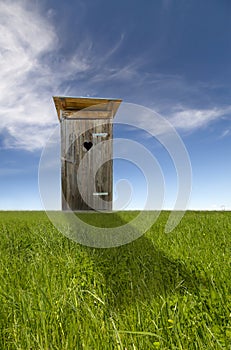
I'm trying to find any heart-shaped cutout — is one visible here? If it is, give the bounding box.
[83,141,93,151]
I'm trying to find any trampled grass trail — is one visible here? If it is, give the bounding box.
[0,211,230,349]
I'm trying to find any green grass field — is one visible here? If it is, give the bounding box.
[0,211,230,349]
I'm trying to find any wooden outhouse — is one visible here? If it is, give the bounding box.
[53,96,122,211]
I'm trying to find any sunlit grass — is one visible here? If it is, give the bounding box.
[0,211,230,349]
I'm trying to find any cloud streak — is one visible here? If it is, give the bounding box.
[0,1,230,152]
[0,1,93,151]
[0,1,58,150]
[115,103,231,142]
[169,105,231,131]
[0,1,131,151]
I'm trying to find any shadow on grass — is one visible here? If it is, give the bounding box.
[80,212,208,308]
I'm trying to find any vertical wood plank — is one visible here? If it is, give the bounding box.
[61,117,113,211]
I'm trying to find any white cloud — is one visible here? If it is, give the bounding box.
[220,129,231,138]
[91,63,139,83]
[0,1,57,150]
[169,106,231,131]
[0,0,139,152]
[115,103,231,141]
[0,1,230,152]
[0,1,91,151]
[0,1,130,151]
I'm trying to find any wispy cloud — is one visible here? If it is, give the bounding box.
[219,128,231,139]
[115,103,231,141]
[1,1,230,152]
[169,106,231,131]
[0,1,56,150]
[0,1,93,151]
[0,1,132,151]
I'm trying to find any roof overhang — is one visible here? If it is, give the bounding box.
[53,96,122,121]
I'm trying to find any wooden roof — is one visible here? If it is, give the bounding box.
[53,96,122,120]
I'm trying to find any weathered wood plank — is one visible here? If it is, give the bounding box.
[57,96,121,211]
[53,96,122,121]
[63,110,112,119]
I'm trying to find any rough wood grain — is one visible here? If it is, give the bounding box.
[53,96,121,120]
[56,96,122,211]
[61,118,113,211]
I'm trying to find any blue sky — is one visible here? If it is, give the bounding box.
[0,0,231,210]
